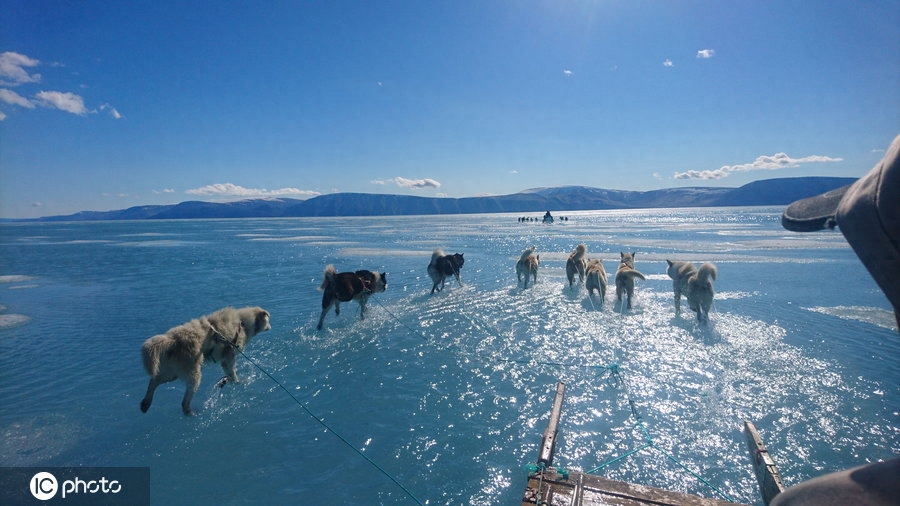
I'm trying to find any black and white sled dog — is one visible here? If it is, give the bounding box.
[317,265,387,330]
[427,249,465,294]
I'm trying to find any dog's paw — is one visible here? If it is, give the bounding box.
[215,376,229,388]
[140,399,151,413]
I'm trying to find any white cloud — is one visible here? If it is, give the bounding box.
[185,183,320,198]
[394,177,441,189]
[696,49,715,59]
[100,103,122,119]
[563,69,573,76]
[0,52,119,120]
[34,91,89,115]
[0,110,5,120]
[0,88,34,108]
[674,153,844,180]
[0,52,41,86]
[663,59,674,67]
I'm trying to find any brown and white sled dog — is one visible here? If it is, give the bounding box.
[565,244,588,288]
[428,249,465,294]
[666,259,696,316]
[584,258,608,305]
[516,246,540,288]
[666,260,717,323]
[688,263,717,323]
[140,306,271,415]
[316,264,387,330]
[614,252,646,310]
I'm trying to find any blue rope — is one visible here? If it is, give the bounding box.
[233,347,425,506]
[589,362,738,503]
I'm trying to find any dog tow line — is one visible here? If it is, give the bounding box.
[209,323,241,349]
[229,345,425,506]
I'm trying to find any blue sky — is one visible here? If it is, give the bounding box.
[1,1,898,219]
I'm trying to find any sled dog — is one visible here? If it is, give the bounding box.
[140,306,271,415]
[615,252,646,310]
[317,264,387,330]
[585,258,608,305]
[666,259,697,315]
[428,249,465,294]
[666,259,717,323]
[687,263,717,323]
[565,244,588,288]
[516,246,540,288]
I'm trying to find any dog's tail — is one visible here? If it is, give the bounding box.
[697,262,717,283]
[431,249,444,264]
[519,246,536,262]
[570,244,587,260]
[618,268,646,281]
[318,264,337,291]
[141,336,164,377]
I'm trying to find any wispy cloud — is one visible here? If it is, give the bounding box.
[100,103,122,119]
[0,88,35,108]
[674,153,844,180]
[34,91,89,115]
[393,177,441,189]
[0,52,41,86]
[0,51,121,120]
[696,49,715,59]
[563,69,573,76]
[662,59,674,67]
[185,183,320,198]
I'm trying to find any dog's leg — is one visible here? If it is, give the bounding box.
[217,352,238,388]
[181,368,203,415]
[140,372,178,413]
[358,295,369,320]
[318,293,333,330]
[317,301,331,330]
[140,376,163,413]
[673,285,682,314]
[181,366,202,415]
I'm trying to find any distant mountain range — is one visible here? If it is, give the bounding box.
[25,176,855,222]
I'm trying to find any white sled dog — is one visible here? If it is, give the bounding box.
[584,258,608,305]
[565,244,588,288]
[614,252,646,310]
[140,306,271,415]
[516,246,540,288]
[666,260,717,323]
